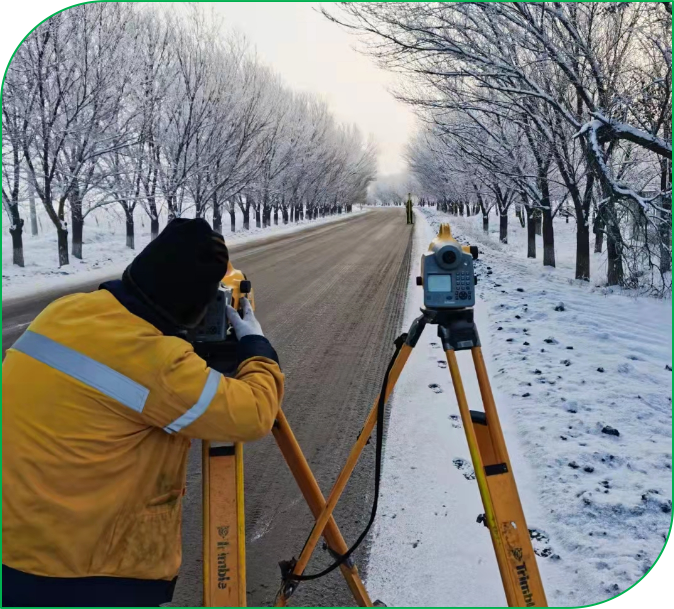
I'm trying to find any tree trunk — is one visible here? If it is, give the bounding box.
[167,200,177,222]
[147,198,160,240]
[594,208,604,253]
[526,209,536,259]
[576,219,590,281]
[499,213,508,244]
[659,162,672,273]
[535,216,542,236]
[606,234,623,285]
[151,216,160,241]
[274,207,279,225]
[482,214,489,233]
[9,220,25,267]
[71,215,83,260]
[282,207,289,224]
[125,210,135,250]
[28,180,39,236]
[70,187,84,260]
[243,205,250,230]
[542,207,555,267]
[230,208,236,233]
[605,201,624,286]
[57,226,69,267]
[212,196,222,234]
[255,206,261,229]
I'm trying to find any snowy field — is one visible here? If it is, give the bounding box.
[367,209,672,607]
[1,208,365,300]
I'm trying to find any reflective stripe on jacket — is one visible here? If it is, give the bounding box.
[2,289,284,581]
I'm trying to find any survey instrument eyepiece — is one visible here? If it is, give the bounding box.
[191,261,255,343]
[419,223,478,309]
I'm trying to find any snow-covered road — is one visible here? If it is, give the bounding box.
[366,209,672,607]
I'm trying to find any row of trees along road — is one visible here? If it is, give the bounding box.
[327,2,672,295]
[3,4,377,268]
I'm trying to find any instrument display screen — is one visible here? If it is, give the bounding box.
[427,274,452,292]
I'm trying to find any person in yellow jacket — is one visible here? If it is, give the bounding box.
[2,218,285,607]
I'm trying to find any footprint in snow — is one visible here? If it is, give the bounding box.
[429,384,444,394]
[529,528,557,559]
[452,458,476,480]
[448,414,462,428]
[430,342,441,349]
[437,360,447,369]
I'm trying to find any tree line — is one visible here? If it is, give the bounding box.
[327,2,672,294]
[3,4,377,268]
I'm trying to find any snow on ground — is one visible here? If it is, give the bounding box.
[367,208,672,607]
[2,209,366,300]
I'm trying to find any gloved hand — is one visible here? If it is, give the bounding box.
[226,297,264,339]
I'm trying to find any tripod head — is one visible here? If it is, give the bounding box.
[417,223,478,310]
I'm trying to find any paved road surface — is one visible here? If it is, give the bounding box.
[2,209,413,607]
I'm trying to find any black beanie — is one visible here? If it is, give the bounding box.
[124,218,229,328]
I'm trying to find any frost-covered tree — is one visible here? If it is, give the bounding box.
[6,4,134,265]
[3,3,377,267]
[326,2,671,291]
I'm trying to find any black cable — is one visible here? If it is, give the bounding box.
[284,334,407,584]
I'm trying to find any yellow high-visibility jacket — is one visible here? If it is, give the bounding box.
[2,288,284,583]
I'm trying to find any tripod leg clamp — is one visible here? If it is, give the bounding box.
[323,542,355,569]
[278,559,300,600]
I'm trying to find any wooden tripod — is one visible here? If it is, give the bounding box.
[274,309,548,608]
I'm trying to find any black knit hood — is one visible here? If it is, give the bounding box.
[122,218,229,328]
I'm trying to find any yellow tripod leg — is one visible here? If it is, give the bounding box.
[276,342,415,605]
[203,441,247,607]
[445,348,547,607]
[273,410,373,607]
[471,347,547,607]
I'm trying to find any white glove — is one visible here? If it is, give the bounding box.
[226,297,264,339]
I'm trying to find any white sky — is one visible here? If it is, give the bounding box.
[210,2,416,176]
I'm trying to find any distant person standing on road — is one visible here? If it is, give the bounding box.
[406,193,414,225]
[2,218,284,607]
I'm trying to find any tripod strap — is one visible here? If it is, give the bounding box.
[283,333,407,584]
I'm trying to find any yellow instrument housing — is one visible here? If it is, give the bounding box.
[222,261,255,311]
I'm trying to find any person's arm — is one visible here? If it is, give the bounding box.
[141,296,283,441]
[152,345,284,441]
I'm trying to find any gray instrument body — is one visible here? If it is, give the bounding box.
[422,244,476,309]
[192,286,233,342]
